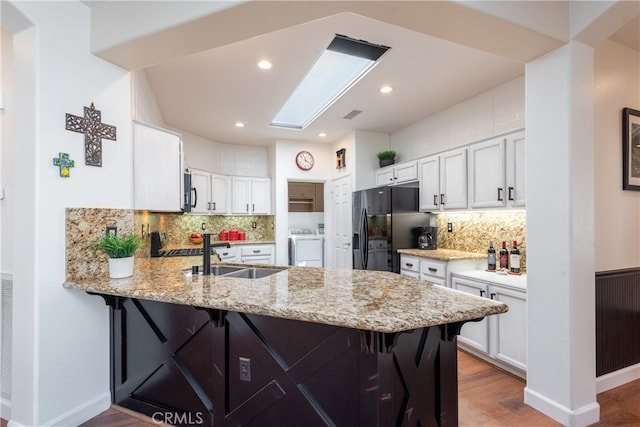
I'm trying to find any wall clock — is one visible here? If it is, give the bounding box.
[295,150,314,170]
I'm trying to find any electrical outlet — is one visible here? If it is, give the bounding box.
[106,225,117,236]
[251,221,257,229]
[447,223,453,232]
[239,357,251,382]
[201,223,206,230]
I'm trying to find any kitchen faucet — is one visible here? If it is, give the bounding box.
[202,234,232,275]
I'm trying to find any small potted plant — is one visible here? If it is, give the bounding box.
[91,232,144,278]
[376,150,397,168]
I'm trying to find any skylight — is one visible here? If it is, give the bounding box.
[271,34,390,130]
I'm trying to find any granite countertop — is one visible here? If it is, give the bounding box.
[63,257,507,333]
[397,248,486,261]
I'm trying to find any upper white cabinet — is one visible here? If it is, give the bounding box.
[468,137,506,208]
[468,130,526,209]
[374,160,419,187]
[506,131,526,207]
[190,169,229,214]
[419,148,467,211]
[133,122,184,212]
[231,177,271,215]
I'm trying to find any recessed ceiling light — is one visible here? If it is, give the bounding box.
[318,132,327,137]
[380,85,393,94]
[234,122,245,128]
[257,60,272,70]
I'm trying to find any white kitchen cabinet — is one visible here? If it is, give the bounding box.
[420,258,447,287]
[452,272,527,377]
[506,130,526,207]
[231,177,271,215]
[400,255,420,279]
[400,254,483,288]
[216,246,237,263]
[190,169,230,214]
[133,121,184,212]
[468,137,506,209]
[419,148,467,211]
[239,244,275,265]
[374,160,419,187]
[468,130,526,209]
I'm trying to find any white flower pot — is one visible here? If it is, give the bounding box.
[108,256,134,279]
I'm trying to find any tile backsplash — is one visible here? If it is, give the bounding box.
[436,210,526,271]
[134,211,275,254]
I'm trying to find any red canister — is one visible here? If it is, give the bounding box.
[229,228,239,241]
[219,229,229,241]
[238,231,246,240]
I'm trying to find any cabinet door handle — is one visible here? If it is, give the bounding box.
[253,249,261,254]
[212,202,216,211]
[440,194,445,205]
[497,187,503,201]
[193,187,198,208]
[433,194,438,206]
[221,252,229,256]
[246,203,249,212]
[207,202,211,210]
[480,290,485,297]
[405,263,413,268]
[252,203,255,212]
[490,293,496,300]
[428,267,437,273]
[508,187,514,201]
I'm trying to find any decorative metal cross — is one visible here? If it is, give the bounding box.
[52,152,75,178]
[65,102,116,166]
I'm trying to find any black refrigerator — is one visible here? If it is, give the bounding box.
[352,186,427,273]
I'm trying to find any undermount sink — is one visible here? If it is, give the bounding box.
[223,267,283,279]
[209,265,246,276]
[184,265,283,279]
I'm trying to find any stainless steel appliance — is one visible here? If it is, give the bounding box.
[182,171,193,212]
[352,186,426,273]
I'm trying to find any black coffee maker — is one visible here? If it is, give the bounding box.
[415,226,437,250]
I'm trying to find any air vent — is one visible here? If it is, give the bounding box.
[343,110,362,120]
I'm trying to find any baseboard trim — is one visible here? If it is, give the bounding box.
[596,362,640,393]
[43,391,110,427]
[524,386,600,426]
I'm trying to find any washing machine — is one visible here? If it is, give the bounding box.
[288,228,324,267]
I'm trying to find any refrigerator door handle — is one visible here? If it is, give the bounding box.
[362,210,369,269]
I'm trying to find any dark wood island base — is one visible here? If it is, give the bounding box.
[96,295,470,427]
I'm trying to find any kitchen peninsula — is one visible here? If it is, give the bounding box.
[64,254,507,426]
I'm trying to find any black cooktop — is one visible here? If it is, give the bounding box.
[159,248,203,257]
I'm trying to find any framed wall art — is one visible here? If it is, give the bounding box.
[622,107,640,191]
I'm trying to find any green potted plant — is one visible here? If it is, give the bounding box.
[91,232,144,278]
[376,150,397,168]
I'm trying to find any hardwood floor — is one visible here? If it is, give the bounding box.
[3,350,639,426]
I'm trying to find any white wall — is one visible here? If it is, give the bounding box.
[1,28,14,275]
[131,69,164,127]
[273,140,333,265]
[594,39,640,271]
[4,1,131,425]
[390,76,525,159]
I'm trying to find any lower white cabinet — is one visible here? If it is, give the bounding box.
[400,255,420,279]
[239,244,275,265]
[216,246,237,263]
[451,272,527,377]
[399,254,483,287]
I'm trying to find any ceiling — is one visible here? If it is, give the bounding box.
[132,5,638,147]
